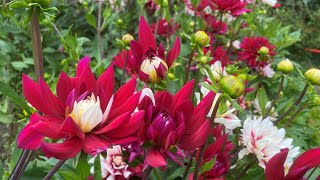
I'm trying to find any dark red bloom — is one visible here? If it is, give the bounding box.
[265,148,320,180]
[144,0,158,15]
[17,57,144,160]
[150,18,178,37]
[130,16,181,84]
[184,0,209,14]
[238,36,276,68]
[138,81,215,167]
[209,0,250,16]
[204,15,228,35]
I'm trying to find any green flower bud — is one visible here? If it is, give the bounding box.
[122,34,134,46]
[25,0,51,7]
[199,56,208,64]
[117,19,123,25]
[189,21,195,27]
[220,75,245,99]
[238,74,247,81]
[304,68,320,85]
[194,31,210,47]
[258,46,269,55]
[277,59,294,73]
[162,0,168,7]
[168,72,175,80]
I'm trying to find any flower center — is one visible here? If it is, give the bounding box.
[152,110,176,137]
[112,155,125,167]
[70,94,103,133]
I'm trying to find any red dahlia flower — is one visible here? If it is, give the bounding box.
[138,81,215,167]
[204,15,228,35]
[150,18,177,37]
[130,16,180,84]
[238,36,276,68]
[17,56,144,160]
[184,0,210,15]
[265,148,320,180]
[112,50,135,77]
[209,0,250,16]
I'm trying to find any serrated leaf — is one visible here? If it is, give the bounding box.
[0,81,33,115]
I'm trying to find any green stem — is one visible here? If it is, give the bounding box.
[193,95,223,180]
[264,75,284,119]
[275,83,308,124]
[184,49,195,84]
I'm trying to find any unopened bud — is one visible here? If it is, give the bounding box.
[220,75,245,99]
[304,68,320,85]
[189,21,195,27]
[258,46,269,55]
[277,59,294,73]
[199,56,208,64]
[122,34,134,46]
[116,19,123,25]
[238,74,247,81]
[161,0,168,7]
[194,31,210,47]
[168,73,175,79]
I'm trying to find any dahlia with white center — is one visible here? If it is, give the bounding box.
[89,145,131,179]
[238,116,299,169]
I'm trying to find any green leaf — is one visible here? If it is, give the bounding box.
[224,94,244,114]
[93,155,102,180]
[167,167,185,180]
[257,88,268,113]
[200,82,219,92]
[11,61,28,71]
[86,13,96,28]
[0,160,3,180]
[9,1,29,8]
[59,170,81,180]
[75,152,90,179]
[0,81,33,115]
[199,156,216,175]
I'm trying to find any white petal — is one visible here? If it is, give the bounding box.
[139,88,155,106]
[238,148,250,159]
[102,95,114,124]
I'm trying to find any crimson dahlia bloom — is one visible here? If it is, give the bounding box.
[238,36,276,68]
[150,18,177,37]
[204,15,228,35]
[209,0,250,16]
[138,81,215,167]
[112,50,136,77]
[130,16,181,84]
[17,56,144,160]
[265,148,320,180]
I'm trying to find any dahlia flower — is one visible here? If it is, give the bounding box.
[238,36,276,68]
[184,0,210,15]
[112,50,135,77]
[150,18,177,37]
[130,16,180,84]
[265,148,320,180]
[262,0,281,8]
[209,0,250,17]
[138,81,215,167]
[204,15,228,35]
[89,145,132,179]
[17,56,144,160]
[209,46,231,66]
[239,117,300,169]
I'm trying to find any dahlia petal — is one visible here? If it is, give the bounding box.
[155,91,172,110]
[59,117,85,140]
[83,134,110,156]
[130,41,143,64]
[17,113,44,150]
[167,37,181,67]
[140,88,155,106]
[158,43,165,59]
[287,148,320,178]
[165,131,178,150]
[108,136,139,145]
[113,79,136,108]
[41,138,82,160]
[172,80,195,111]
[265,148,288,180]
[204,135,228,159]
[77,58,96,93]
[76,56,90,77]
[139,16,157,53]
[95,112,131,134]
[139,70,150,83]
[179,120,210,150]
[146,149,167,167]
[56,72,73,104]
[33,117,64,139]
[96,65,115,109]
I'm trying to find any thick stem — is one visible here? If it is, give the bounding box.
[193,96,223,180]
[264,75,284,118]
[43,160,66,180]
[16,151,35,179]
[275,83,308,124]
[142,165,153,180]
[97,0,103,61]
[9,150,30,180]
[184,49,195,84]
[182,150,196,180]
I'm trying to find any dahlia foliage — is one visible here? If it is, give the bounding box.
[4,0,320,179]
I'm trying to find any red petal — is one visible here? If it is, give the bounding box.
[95,65,115,110]
[167,37,181,67]
[265,148,288,180]
[172,80,195,111]
[77,56,96,93]
[146,149,167,167]
[59,117,85,140]
[158,43,165,59]
[179,120,210,150]
[56,72,73,104]
[286,148,320,179]
[113,79,136,108]
[17,113,44,150]
[95,112,131,134]
[41,138,82,160]
[83,134,109,156]
[76,56,90,77]
[139,16,156,53]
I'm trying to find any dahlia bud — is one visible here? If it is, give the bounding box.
[140,56,168,83]
[116,19,124,26]
[168,72,175,80]
[258,46,269,55]
[277,59,294,73]
[238,74,247,81]
[199,56,208,64]
[122,34,134,46]
[189,21,195,27]
[161,0,168,7]
[25,0,51,7]
[304,68,320,85]
[220,75,245,99]
[194,31,210,47]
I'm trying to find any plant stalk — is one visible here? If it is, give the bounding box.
[184,49,195,84]
[182,150,196,180]
[264,75,284,118]
[43,160,66,180]
[142,165,153,180]
[97,0,103,61]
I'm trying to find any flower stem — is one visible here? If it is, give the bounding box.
[97,0,103,61]
[182,150,196,180]
[184,49,195,84]
[264,75,284,118]
[284,103,308,128]
[142,165,153,180]
[9,150,30,180]
[275,83,308,124]
[235,159,256,180]
[193,95,223,180]
[43,159,66,180]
